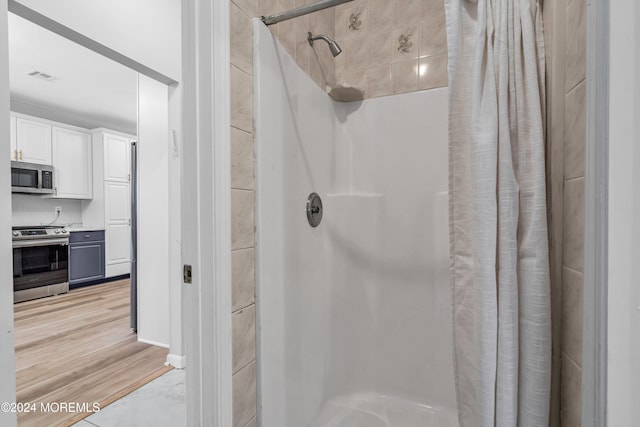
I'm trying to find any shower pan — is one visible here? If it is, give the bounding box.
[254,20,457,427]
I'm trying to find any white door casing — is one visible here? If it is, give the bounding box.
[181,0,232,424]
[0,1,18,425]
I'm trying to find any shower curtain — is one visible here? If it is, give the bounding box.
[444,0,551,426]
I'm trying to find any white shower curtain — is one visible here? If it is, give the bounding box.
[444,0,551,426]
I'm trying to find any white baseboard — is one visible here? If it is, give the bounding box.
[166,353,186,369]
[137,336,169,348]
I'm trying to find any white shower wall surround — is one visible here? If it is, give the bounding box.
[254,21,457,427]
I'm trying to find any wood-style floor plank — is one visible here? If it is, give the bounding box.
[14,279,171,427]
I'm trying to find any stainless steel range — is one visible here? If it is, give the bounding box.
[12,226,70,303]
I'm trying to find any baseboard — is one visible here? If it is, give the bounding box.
[137,336,169,349]
[69,274,130,289]
[165,353,186,369]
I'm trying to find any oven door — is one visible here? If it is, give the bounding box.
[13,240,69,292]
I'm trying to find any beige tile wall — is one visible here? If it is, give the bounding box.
[545,0,586,425]
[543,0,564,423]
[262,0,447,99]
[561,0,586,423]
[333,0,447,98]
[230,0,258,425]
[260,0,337,89]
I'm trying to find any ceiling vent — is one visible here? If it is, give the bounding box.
[25,70,57,82]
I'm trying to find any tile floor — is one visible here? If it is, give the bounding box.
[72,369,186,427]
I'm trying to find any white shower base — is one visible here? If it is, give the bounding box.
[310,393,458,427]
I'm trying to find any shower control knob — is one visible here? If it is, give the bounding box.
[13,231,19,237]
[306,193,323,228]
[54,229,61,234]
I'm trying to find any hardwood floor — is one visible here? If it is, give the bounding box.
[14,279,171,427]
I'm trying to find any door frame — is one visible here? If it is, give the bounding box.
[1,0,234,425]
[181,0,233,425]
[0,0,17,425]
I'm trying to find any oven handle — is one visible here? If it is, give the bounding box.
[12,238,69,248]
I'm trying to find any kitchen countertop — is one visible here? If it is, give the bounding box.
[66,226,106,232]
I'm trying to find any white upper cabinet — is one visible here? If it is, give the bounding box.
[15,117,52,165]
[9,116,16,160]
[51,126,93,199]
[104,133,130,182]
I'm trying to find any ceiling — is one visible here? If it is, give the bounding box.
[8,13,138,134]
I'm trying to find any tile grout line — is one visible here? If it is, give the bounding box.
[233,302,256,314]
[563,265,584,276]
[233,359,256,377]
[244,416,257,427]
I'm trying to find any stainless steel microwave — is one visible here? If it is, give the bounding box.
[11,161,55,195]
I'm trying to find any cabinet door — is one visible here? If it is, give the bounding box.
[104,133,130,182]
[105,181,130,221]
[51,127,92,199]
[105,181,130,273]
[69,242,105,285]
[106,223,130,265]
[9,116,16,160]
[16,117,52,165]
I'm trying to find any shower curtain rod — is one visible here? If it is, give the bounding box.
[261,0,354,25]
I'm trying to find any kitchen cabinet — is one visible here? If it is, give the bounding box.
[82,129,134,278]
[104,133,130,182]
[14,117,52,164]
[69,230,105,287]
[51,126,93,199]
[105,181,130,276]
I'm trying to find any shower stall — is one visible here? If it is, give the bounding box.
[254,18,457,426]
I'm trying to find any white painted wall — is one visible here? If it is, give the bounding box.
[607,0,640,424]
[255,22,455,426]
[12,194,82,226]
[17,0,181,81]
[137,74,170,347]
[0,0,18,423]
[167,84,183,366]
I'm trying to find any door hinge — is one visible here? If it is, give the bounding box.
[183,264,192,284]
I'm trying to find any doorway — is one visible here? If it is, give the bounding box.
[3,2,183,425]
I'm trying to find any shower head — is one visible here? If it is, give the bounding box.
[307,32,342,57]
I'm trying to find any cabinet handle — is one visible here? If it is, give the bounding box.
[19,150,23,160]
[54,187,57,196]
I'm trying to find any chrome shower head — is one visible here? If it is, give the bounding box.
[307,32,342,57]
